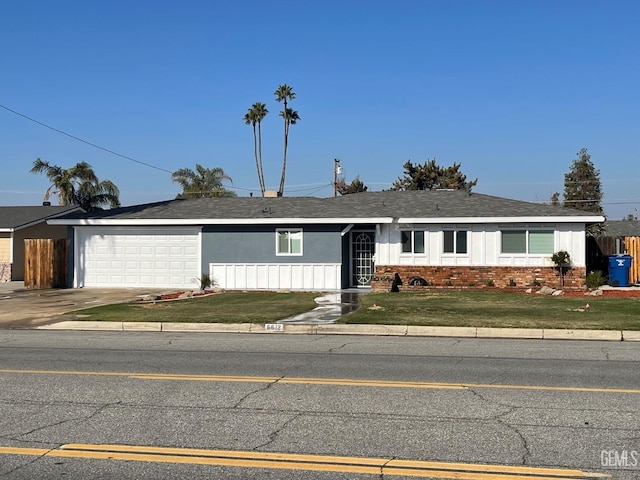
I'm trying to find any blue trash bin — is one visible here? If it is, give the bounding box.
[608,255,633,287]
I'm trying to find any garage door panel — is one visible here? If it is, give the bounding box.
[78,228,200,288]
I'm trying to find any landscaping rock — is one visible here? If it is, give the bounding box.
[586,289,604,296]
[178,291,194,299]
[537,286,556,295]
[141,294,161,302]
[552,290,564,296]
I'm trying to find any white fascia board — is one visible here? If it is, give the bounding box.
[0,228,13,233]
[48,217,395,226]
[397,216,605,224]
[16,208,83,230]
[14,219,51,231]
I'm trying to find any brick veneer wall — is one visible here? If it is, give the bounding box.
[0,262,11,282]
[371,265,586,292]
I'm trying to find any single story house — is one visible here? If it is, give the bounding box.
[49,190,604,291]
[0,205,82,282]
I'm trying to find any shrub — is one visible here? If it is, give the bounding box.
[508,279,517,287]
[485,279,495,287]
[585,270,607,290]
[198,273,213,290]
[551,250,571,266]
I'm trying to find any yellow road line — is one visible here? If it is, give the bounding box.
[0,444,610,479]
[0,368,639,394]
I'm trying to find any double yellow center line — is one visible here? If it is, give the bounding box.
[1,368,639,394]
[0,444,609,479]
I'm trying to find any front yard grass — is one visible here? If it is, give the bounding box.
[341,291,640,330]
[69,290,640,330]
[71,292,318,323]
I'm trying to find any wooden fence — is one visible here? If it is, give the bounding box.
[24,238,68,289]
[587,236,640,285]
[626,236,640,284]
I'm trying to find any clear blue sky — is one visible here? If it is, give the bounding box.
[1,0,638,219]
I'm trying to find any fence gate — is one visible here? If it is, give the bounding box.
[24,238,68,289]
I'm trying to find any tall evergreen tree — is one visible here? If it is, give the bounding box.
[392,159,477,191]
[562,148,603,214]
[336,176,368,195]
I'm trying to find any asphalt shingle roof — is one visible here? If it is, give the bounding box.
[56,190,599,222]
[602,220,640,237]
[0,205,82,229]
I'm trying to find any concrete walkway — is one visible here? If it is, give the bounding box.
[277,291,362,324]
[0,283,167,328]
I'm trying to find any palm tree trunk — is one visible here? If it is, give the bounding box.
[252,125,264,194]
[257,122,266,195]
[279,117,288,195]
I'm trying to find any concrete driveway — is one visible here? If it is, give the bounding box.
[0,282,166,328]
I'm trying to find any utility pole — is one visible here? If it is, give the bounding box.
[333,158,342,197]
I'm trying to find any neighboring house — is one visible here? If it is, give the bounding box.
[0,205,82,282]
[49,190,604,291]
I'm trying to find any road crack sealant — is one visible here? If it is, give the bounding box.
[379,455,397,479]
[1,400,122,442]
[328,342,355,353]
[13,401,122,440]
[0,401,122,477]
[465,387,531,465]
[252,412,302,451]
[232,376,285,409]
[0,445,62,478]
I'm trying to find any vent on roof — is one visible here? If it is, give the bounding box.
[42,201,51,206]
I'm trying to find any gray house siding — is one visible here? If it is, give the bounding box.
[201,225,344,273]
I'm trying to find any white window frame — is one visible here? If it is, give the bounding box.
[500,229,555,255]
[401,230,425,255]
[443,230,468,255]
[276,228,303,256]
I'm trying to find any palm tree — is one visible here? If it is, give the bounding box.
[274,84,299,195]
[243,102,268,195]
[30,158,120,210]
[171,164,236,198]
[74,179,121,211]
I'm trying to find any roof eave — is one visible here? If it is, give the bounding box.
[16,207,84,230]
[397,215,606,224]
[48,217,395,226]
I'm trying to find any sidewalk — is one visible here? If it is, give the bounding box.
[35,319,640,341]
[3,283,640,341]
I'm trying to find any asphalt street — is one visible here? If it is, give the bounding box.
[0,331,639,479]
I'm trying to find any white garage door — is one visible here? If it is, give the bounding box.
[76,227,200,288]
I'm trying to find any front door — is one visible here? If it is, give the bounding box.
[351,231,375,287]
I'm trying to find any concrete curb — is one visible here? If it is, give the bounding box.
[35,321,636,341]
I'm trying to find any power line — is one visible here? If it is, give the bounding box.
[0,103,173,174]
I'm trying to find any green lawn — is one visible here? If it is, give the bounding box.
[69,290,640,330]
[341,291,640,330]
[71,292,318,323]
